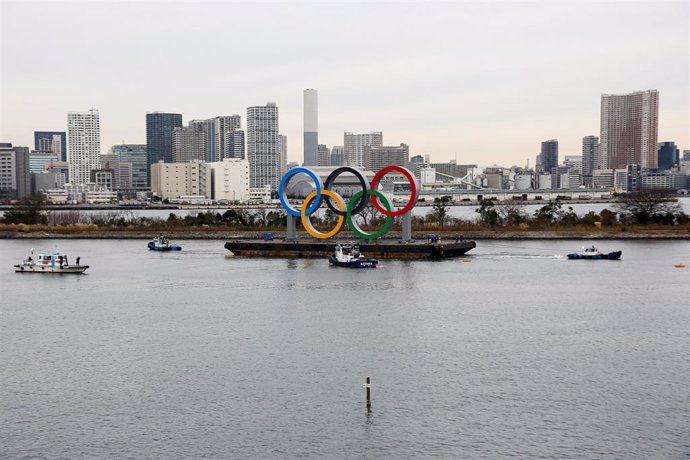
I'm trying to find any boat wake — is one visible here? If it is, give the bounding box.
[478,253,564,260]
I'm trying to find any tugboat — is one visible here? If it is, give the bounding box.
[14,249,89,274]
[567,245,622,260]
[148,234,182,251]
[329,244,378,268]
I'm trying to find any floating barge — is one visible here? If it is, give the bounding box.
[224,239,476,260]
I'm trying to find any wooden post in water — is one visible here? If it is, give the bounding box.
[365,377,371,412]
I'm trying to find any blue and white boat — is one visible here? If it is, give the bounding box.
[148,235,182,251]
[329,244,378,268]
[567,246,621,260]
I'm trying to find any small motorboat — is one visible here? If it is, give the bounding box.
[14,249,89,274]
[148,234,182,251]
[567,245,621,260]
[329,244,378,268]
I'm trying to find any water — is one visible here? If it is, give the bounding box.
[1,239,688,459]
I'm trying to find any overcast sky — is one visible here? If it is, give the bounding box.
[1,0,688,166]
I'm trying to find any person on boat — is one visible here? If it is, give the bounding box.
[76,256,80,265]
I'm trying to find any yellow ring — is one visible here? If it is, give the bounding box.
[301,190,345,239]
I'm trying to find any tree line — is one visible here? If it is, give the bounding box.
[1,190,688,230]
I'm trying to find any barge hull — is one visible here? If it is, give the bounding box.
[224,240,476,260]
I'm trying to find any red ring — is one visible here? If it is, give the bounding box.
[370,166,418,217]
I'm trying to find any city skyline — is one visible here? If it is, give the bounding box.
[1,1,688,166]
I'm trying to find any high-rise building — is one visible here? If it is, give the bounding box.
[225,129,245,160]
[172,126,207,163]
[146,112,183,184]
[278,134,287,179]
[34,131,67,161]
[363,143,410,172]
[110,144,148,189]
[0,143,31,200]
[343,132,383,167]
[317,144,330,167]
[600,89,659,169]
[215,115,241,160]
[582,135,600,186]
[29,151,60,173]
[539,139,558,173]
[657,142,679,170]
[303,89,318,166]
[247,103,280,190]
[67,108,101,186]
[189,119,217,162]
[330,146,344,166]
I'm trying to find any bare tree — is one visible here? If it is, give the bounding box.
[614,189,683,224]
[495,200,527,226]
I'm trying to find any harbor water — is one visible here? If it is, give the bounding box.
[1,239,688,458]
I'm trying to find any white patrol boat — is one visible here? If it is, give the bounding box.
[14,249,89,274]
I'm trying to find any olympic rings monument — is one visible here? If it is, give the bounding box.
[224,165,476,260]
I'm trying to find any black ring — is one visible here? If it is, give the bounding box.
[323,167,371,216]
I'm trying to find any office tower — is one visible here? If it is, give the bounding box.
[539,139,558,173]
[657,142,679,170]
[189,119,217,162]
[343,132,383,167]
[600,89,659,169]
[146,112,183,184]
[317,144,330,167]
[34,131,67,161]
[330,146,344,166]
[110,144,148,189]
[0,143,17,200]
[29,151,60,173]
[0,143,31,200]
[67,108,101,185]
[247,103,279,189]
[278,134,287,179]
[225,129,245,160]
[215,115,241,160]
[410,154,425,165]
[581,135,600,186]
[363,143,410,172]
[99,153,122,189]
[172,126,207,163]
[303,89,318,166]
[15,146,30,199]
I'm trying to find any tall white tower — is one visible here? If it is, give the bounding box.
[247,102,279,190]
[303,89,318,166]
[67,108,101,185]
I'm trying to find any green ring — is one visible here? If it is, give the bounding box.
[346,189,393,239]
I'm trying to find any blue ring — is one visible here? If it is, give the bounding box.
[278,167,323,217]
